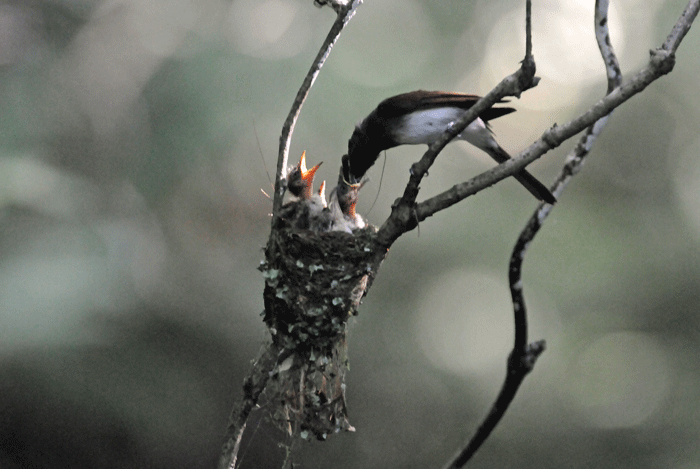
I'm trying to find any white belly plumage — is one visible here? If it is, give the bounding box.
[395,107,497,152]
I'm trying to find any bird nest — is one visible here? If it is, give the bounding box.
[258,203,380,439]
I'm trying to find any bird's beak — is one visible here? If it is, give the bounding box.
[299,151,323,186]
[288,151,324,199]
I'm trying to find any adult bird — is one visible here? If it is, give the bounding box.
[346,90,555,204]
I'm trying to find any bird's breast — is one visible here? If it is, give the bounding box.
[394,107,467,144]
[394,107,495,151]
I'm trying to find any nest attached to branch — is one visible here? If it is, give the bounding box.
[259,203,379,439]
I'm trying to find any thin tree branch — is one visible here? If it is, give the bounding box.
[510,0,623,352]
[374,2,540,248]
[218,343,291,469]
[272,0,362,221]
[506,0,624,407]
[441,341,545,469]
[525,0,533,58]
[663,0,700,52]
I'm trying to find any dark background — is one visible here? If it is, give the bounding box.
[1,0,699,468]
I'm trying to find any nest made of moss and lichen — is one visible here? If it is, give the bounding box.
[258,206,381,439]
[260,219,378,354]
[266,341,355,440]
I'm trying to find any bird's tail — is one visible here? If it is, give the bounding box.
[485,145,556,204]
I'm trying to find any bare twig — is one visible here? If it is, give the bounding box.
[525,0,532,58]
[442,341,545,469]
[406,30,679,225]
[218,343,291,469]
[272,0,362,221]
[410,52,666,223]
[663,0,700,52]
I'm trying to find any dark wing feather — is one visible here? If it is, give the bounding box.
[376,90,515,122]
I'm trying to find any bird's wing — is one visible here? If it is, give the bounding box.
[376,90,515,122]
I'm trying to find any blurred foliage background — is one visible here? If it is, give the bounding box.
[1,0,699,468]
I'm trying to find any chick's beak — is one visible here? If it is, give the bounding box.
[300,151,322,188]
[288,151,323,199]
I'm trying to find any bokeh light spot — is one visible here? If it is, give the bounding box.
[462,0,625,111]
[414,269,512,382]
[330,0,436,87]
[227,0,310,60]
[673,138,700,240]
[566,332,671,429]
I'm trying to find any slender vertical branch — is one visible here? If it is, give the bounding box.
[218,343,291,469]
[441,339,545,469]
[662,0,699,52]
[272,0,362,220]
[525,0,532,58]
[481,6,700,469]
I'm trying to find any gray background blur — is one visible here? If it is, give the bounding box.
[1,0,700,468]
